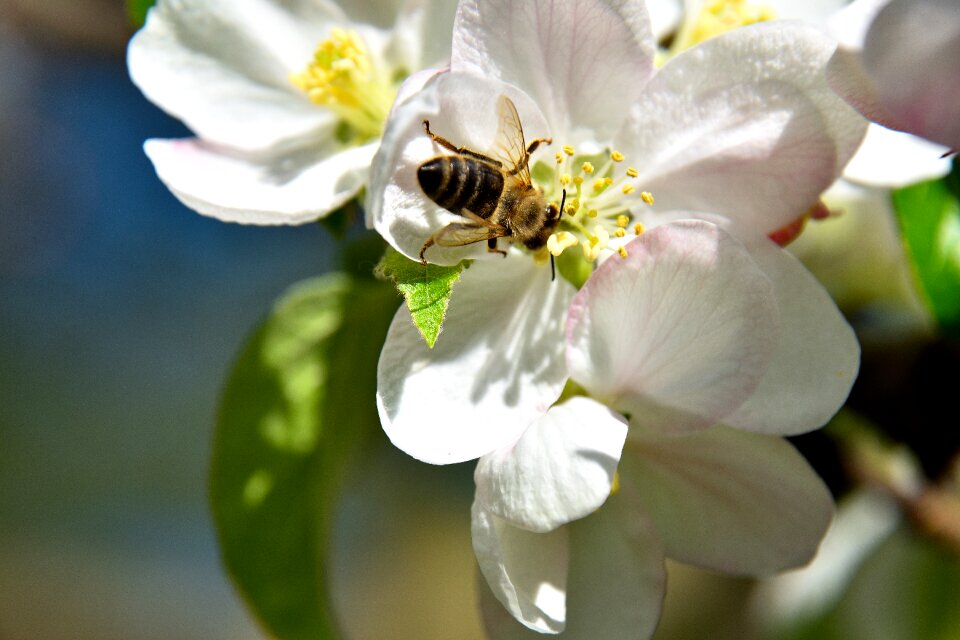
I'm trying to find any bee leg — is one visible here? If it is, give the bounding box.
[422,120,504,168]
[487,238,507,258]
[419,237,435,265]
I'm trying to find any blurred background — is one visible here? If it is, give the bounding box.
[1,1,959,639]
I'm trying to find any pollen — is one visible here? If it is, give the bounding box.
[640,191,655,205]
[610,150,625,162]
[616,214,630,228]
[622,184,635,195]
[634,222,645,235]
[617,246,629,258]
[573,176,584,186]
[555,152,564,164]
[290,28,395,140]
[547,231,579,256]
[672,0,777,53]
[587,209,598,218]
[560,173,572,186]
[563,145,576,156]
[614,228,626,238]
[626,167,638,178]
[581,162,595,174]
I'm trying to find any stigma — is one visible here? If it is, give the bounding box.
[541,146,654,263]
[290,28,396,141]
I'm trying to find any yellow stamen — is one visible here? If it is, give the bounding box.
[587,209,598,218]
[617,246,629,258]
[615,228,626,238]
[626,167,638,178]
[555,152,564,164]
[610,150,625,162]
[573,176,584,186]
[547,231,579,256]
[616,214,630,228]
[622,184,635,195]
[560,173,572,186]
[673,0,777,53]
[640,191,655,205]
[290,28,394,140]
[563,145,576,156]
[581,162,595,174]
[634,222,645,235]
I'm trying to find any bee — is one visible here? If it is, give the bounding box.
[417,95,561,266]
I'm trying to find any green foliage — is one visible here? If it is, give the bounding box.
[210,273,397,640]
[126,0,155,27]
[375,248,466,348]
[893,165,960,338]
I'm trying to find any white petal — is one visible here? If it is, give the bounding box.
[766,0,850,25]
[368,72,550,265]
[477,498,666,640]
[377,255,575,465]
[475,397,627,533]
[473,501,569,634]
[128,0,345,151]
[451,0,656,142]
[860,0,960,149]
[622,426,835,575]
[566,221,779,435]
[144,138,375,224]
[620,22,867,235]
[842,124,952,188]
[721,232,860,436]
[648,0,683,41]
[827,0,890,49]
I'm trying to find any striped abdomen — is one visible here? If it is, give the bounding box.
[417,155,504,220]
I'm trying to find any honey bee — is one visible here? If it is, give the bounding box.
[417,95,561,265]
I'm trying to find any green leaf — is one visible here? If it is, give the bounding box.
[126,0,155,27]
[374,248,466,348]
[210,273,398,640]
[892,167,960,337]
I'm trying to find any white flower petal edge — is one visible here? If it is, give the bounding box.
[566,220,779,435]
[369,72,550,264]
[128,0,342,152]
[622,425,835,575]
[144,139,377,224]
[473,501,569,634]
[618,21,867,234]
[475,397,627,533]
[377,254,575,465]
[475,496,666,638]
[451,0,656,144]
[842,124,951,188]
[859,0,960,150]
[720,229,860,436]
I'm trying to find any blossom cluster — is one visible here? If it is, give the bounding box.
[129,0,958,637]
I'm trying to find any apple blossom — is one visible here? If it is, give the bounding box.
[128,0,455,224]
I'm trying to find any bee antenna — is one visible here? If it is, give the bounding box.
[559,188,567,218]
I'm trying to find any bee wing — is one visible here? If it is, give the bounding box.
[490,95,532,186]
[432,221,507,248]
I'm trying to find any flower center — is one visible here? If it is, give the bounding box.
[534,146,654,263]
[290,28,397,142]
[671,0,777,53]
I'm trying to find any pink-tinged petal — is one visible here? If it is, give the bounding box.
[478,498,666,639]
[451,0,656,142]
[475,397,627,533]
[721,232,859,435]
[622,426,835,575]
[377,256,575,465]
[144,138,375,224]
[827,0,890,49]
[620,22,867,235]
[128,0,345,152]
[368,72,550,265]
[566,221,778,435]
[826,48,901,132]
[842,124,952,188]
[473,501,569,634]
[767,0,850,25]
[860,0,960,149]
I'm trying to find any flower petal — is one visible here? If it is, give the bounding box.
[622,425,835,575]
[721,231,860,435]
[477,497,666,639]
[566,220,778,435]
[368,72,550,265]
[377,254,575,465]
[128,0,344,151]
[619,22,867,234]
[473,501,569,634]
[144,138,375,224]
[451,0,656,142]
[860,0,960,149]
[842,124,952,188]
[475,397,627,533]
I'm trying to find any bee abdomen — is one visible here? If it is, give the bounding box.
[418,156,503,219]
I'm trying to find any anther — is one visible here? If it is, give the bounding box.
[581,162,595,174]
[634,222,645,235]
[626,167,638,178]
[622,184,635,195]
[617,246,629,258]
[611,150,624,162]
[640,191,655,205]
[563,145,575,156]
[616,214,629,228]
